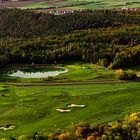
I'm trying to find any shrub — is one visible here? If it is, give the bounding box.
[98,59,109,67]
[115,69,127,80]
[35,132,48,140]
[115,69,137,80]
[58,132,73,140]
[17,135,34,140]
[101,134,108,140]
[75,122,90,138]
[0,138,13,140]
[87,135,96,140]
[126,70,137,79]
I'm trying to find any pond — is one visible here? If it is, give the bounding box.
[5,66,68,78]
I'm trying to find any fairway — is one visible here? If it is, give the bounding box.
[0,82,140,137]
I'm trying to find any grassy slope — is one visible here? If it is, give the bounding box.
[74,0,140,10]
[20,0,140,10]
[20,2,51,9]
[0,82,140,137]
[58,63,114,80]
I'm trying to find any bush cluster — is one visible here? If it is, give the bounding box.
[115,69,137,80]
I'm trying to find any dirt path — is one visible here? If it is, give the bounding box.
[0,80,130,86]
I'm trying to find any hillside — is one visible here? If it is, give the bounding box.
[0,9,140,38]
[0,0,140,10]
[0,8,140,139]
[0,9,140,69]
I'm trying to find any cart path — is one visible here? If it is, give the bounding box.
[0,79,136,86]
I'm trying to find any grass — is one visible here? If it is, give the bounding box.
[0,82,140,137]
[19,0,140,10]
[20,2,51,9]
[0,86,7,92]
[58,63,114,80]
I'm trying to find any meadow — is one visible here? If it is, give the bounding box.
[0,63,140,138]
[19,0,140,10]
[1,0,139,10]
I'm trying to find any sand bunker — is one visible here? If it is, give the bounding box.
[0,125,15,131]
[56,104,86,113]
[68,104,85,108]
[56,108,71,113]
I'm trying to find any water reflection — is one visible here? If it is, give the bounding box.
[8,67,68,78]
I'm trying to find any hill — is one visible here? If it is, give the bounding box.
[0,0,140,10]
[0,9,140,69]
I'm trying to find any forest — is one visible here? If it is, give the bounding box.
[0,9,140,69]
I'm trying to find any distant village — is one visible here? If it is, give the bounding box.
[49,10,75,15]
[115,7,140,11]
[49,7,140,15]
[31,7,140,15]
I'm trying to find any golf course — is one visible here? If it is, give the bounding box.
[0,8,140,139]
[0,63,140,138]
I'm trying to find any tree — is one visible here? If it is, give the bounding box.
[115,69,127,80]
[115,69,137,80]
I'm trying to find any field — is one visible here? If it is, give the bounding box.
[0,63,140,138]
[0,0,140,10]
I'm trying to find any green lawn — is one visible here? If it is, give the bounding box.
[58,63,114,80]
[20,2,51,9]
[0,82,140,137]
